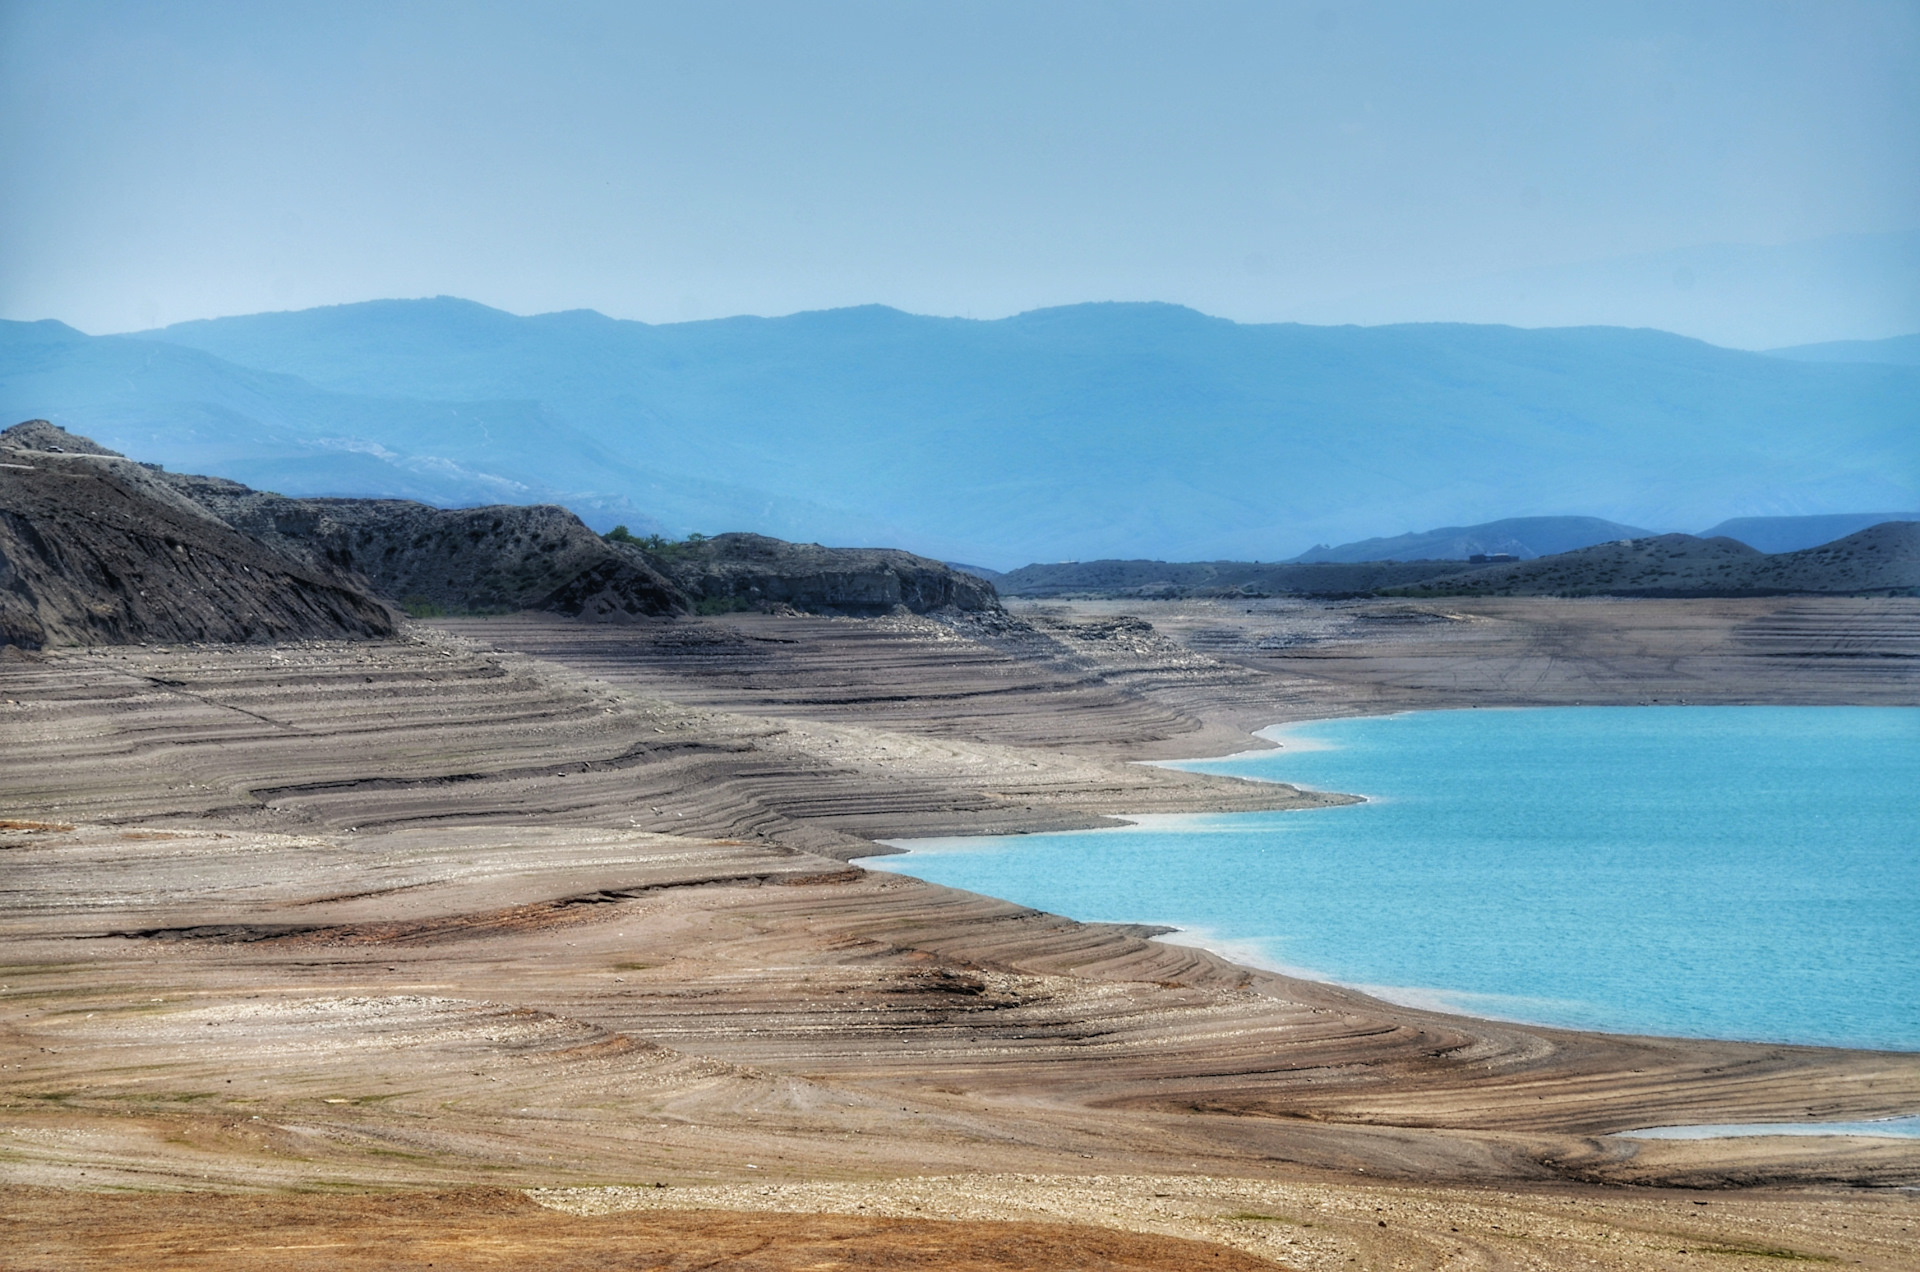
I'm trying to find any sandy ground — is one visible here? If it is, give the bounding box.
[2,595,1917,1268]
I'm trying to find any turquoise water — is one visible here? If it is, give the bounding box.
[866,707,1920,1051]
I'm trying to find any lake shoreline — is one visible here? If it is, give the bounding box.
[5,597,1918,1251]
[876,705,1920,1054]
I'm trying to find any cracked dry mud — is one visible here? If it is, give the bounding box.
[3,596,1918,1269]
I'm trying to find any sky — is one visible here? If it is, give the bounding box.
[1,0,1915,346]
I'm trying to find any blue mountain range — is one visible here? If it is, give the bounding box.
[1,299,1913,568]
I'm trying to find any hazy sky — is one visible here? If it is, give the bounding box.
[2,1,1915,343]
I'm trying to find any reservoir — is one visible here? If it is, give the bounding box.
[866,706,1920,1051]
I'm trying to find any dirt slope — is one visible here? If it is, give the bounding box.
[0,422,396,648]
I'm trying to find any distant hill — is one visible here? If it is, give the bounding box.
[657,534,997,616]
[1700,512,1920,554]
[167,482,687,622]
[0,421,1000,647]
[994,558,1471,598]
[1388,523,1919,598]
[1291,516,1650,563]
[4,299,1914,567]
[1766,334,1920,367]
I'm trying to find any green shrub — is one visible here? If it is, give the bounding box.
[610,528,711,562]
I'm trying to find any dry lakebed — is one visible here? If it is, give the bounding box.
[3,595,1918,1270]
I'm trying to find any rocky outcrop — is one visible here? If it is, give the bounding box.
[1,420,995,644]
[164,482,687,620]
[0,418,122,456]
[0,422,396,648]
[655,532,1000,615]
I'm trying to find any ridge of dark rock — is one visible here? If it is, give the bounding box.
[1,422,1000,645]
[167,485,689,621]
[0,418,123,457]
[655,532,1000,615]
[1,429,397,648]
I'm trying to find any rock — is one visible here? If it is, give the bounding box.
[0,428,396,649]
[654,532,1000,615]
[1,420,998,644]
[0,419,122,457]
[168,487,688,620]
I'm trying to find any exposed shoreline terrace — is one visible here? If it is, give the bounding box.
[4,595,1918,1268]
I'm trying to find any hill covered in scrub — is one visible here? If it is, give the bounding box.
[1387,523,1920,598]
[4,299,1914,566]
[0,421,1001,648]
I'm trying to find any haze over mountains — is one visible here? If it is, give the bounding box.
[1768,333,1920,367]
[1291,516,1652,564]
[1,298,1914,569]
[1299,230,1920,352]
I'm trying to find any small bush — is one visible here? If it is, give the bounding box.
[611,529,711,561]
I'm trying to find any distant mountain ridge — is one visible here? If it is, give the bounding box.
[1290,511,1919,561]
[1388,523,1919,599]
[1291,516,1651,563]
[999,522,1919,600]
[2,298,1914,567]
[1698,512,1920,555]
[1766,334,1920,367]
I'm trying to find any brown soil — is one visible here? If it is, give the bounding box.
[2,1187,1288,1270]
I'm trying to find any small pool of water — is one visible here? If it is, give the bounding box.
[865,707,1920,1050]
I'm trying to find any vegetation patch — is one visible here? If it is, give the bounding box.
[398,596,521,619]
[1696,1243,1837,1262]
[606,526,708,562]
